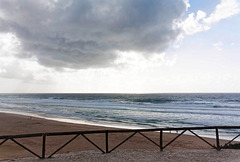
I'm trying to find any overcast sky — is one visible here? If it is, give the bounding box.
[0,0,240,93]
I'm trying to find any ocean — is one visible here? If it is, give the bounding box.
[0,93,240,139]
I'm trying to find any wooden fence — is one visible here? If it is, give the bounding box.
[1,126,240,159]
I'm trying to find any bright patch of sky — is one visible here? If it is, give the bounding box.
[186,0,219,15]
[0,0,240,93]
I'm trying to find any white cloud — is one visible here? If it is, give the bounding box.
[0,33,21,57]
[213,41,223,51]
[114,51,177,72]
[230,42,235,46]
[0,33,54,81]
[0,69,6,74]
[180,11,210,35]
[181,0,240,35]
[204,0,240,24]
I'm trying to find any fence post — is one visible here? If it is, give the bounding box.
[42,134,46,159]
[216,128,220,150]
[160,130,163,151]
[106,131,109,153]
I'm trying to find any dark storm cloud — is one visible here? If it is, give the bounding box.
[0,0,187,69]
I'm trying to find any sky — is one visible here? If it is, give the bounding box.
[0,0,240,93]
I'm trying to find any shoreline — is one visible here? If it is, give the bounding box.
[0,112,233,160]
[0,109,144,130]
[0,109,238,140]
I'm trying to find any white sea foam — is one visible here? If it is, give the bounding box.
[0,93,240,140]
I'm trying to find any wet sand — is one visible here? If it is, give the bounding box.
[0,112,230,160]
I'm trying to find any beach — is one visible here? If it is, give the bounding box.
[0,0,239,160]
[0,112,238,161]
[5,149,240,162]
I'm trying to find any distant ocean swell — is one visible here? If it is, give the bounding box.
[0,93,240,139]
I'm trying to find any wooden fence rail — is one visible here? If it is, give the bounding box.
[1,126,240,159]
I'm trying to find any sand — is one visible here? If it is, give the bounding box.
[4,149,240,162]
[0,112,238,161]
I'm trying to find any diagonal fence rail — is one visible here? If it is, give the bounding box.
[1,126,240,159]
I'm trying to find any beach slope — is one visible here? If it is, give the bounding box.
[0,112,236,160]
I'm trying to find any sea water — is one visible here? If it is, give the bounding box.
[0,93,240,139]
